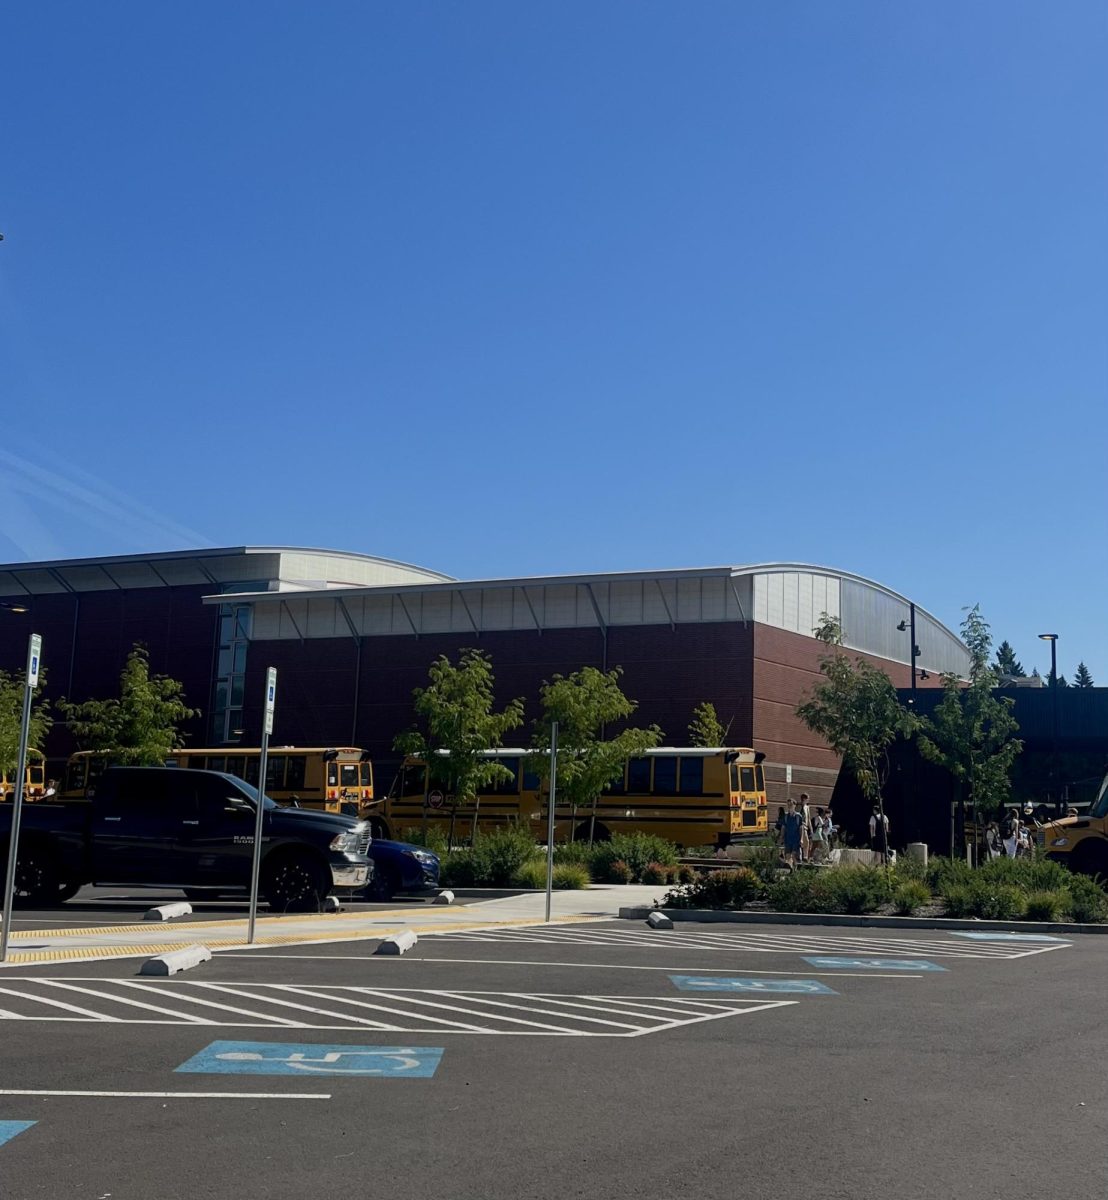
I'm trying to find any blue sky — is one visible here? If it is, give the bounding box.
[1,2,1105,681]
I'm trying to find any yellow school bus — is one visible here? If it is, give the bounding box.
[1038,770,1108,876]
[382,746,768,849]
[0,749,47,802]
[63,747,375,817]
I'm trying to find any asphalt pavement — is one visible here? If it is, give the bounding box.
[0,905,1102,1200]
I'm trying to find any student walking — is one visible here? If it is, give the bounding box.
[782,799,804,868]
[868,805,890,864]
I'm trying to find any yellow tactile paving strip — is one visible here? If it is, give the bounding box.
[0,913,602,967]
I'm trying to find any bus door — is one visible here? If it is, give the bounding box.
[728,760,763,834]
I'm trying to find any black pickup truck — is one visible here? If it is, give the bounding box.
[0,766,371,910]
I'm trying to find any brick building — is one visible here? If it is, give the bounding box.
[0,548,969,806]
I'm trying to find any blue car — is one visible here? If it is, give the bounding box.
[362,839,440,902]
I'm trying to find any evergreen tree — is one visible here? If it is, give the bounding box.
[994,641,1025,678]
[1074,662,1095,689]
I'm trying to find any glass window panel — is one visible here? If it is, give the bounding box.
[754,765,765,791]
[522,771,540,791]
[267,757,286,789]
[244,757,260,785]
[339,764,359,788]
[679,757,704,795]
[360,763,373,788]
[207,756,226,773]
[227,711,244,741]
[285,756,307,790]
[327,762,338,787]
[730,764,740,791]
[214,683,228,712]
[220,616,236,643]
[402,766,427,798]
[493,757,520,795]
[217,648,233,676]
[739,766,756,793]
[235,607,252,639]
[653,757,677,795]
[627,758,651,793]
[233,644,248,673]
[230,678,245,707]
[225,756,246,781]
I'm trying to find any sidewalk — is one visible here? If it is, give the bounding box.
[0,884,663,968]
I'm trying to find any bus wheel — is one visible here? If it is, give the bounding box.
[574,822,611,844]
[369,819,390,840]
[1070,843,1108,880]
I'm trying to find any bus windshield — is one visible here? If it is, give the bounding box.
[1090,774,1108,820]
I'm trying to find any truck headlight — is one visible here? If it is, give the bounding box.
[1050,837,1069,848]
[330,831,360,852]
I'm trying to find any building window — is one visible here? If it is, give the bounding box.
[211,592,260,744]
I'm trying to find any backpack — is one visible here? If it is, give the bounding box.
[1002,816,1016,838]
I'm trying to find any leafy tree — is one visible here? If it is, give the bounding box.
[994,641,1025,678]
[796,616,913,832]
[916,606,1022,831]
[531,666,662,843]
[1074,662,1095,689]
[58,644,199,765]
[688,701,729,747]
[394,649,524,839]
[0,668,51,778]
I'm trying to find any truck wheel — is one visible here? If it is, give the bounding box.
[263,853,330,913]
[54,877,82,903]
[3,849,63,907]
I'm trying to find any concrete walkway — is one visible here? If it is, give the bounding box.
[0,885,666,968]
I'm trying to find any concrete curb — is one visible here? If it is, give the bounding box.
[139,945,213,975]
[617,906,1108,936]
[375,930,418,955]
[143,902,192,922]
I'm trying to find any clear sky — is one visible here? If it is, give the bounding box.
[1,2,1105,681]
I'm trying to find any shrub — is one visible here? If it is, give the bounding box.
[744,842,785,885]
[676,864,696,885]
[766,870,832,914]
[973,883,1026,921]
[1063,874,1108,923]
[1023,889,1069,923]
[927,856,974,895]
[606,859,633,884]
[552,863,590,890]
[891,854,928,884]
[941,883,975,918]
[641,862,669,886]
[821,866,891,915]
[978,855,1071,893]
[591,833,679,883]
[551,841,594,868]
[511,860,549,889]
[398,826,450,853]
[661,868,761,910]
[438,825,540,887]
[892,880,931,916]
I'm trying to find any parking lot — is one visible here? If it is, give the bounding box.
[0,897,1104,1200]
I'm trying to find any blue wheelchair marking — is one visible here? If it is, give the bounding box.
[802,956,947,972]
[670,975,837,995]
[176,1041,443,1078]
[0,1122,36,1148]
[952,932,1069,943]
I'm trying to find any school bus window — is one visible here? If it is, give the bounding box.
[208,756,226,773]
[266,756,286,790]
[739,766,756,792]
[401,765,426,798]
[244,757,260,786]
[679,757,704,795]
[523,769,540,791]
[491,757,520,795]
[285,756,307,790]
[327,762,339,788]
[338,764,358,789]
[653,757,677,795]
[606,766,625,795]
[360,763,372,787]
[729,763,740,791]
[627,758,651,793]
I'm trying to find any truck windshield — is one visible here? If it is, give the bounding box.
[215,773,278,810]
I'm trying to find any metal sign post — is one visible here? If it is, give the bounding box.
[545,722,558,923]
[1,633,42,963]
[247,667,277,944]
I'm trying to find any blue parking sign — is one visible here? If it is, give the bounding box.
[670,975,837,995]
[176,1041,444,1078]
[0,1122,36,1149]
[802,956,947,971]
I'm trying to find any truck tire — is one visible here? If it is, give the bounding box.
[263,852,331,913]
[54,877,82,903]
[368,865,400,903]
[1,846,64,907]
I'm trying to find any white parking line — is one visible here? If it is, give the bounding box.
[0,1089,330,1100]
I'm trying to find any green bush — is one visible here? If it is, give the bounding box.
[892,880,931,916]
[438,825,540,887]
[927,856,974,894]
[590,833,679,883]
[978,855,1071,893]
[398,826,450,853]
[973,883,1026,921]
[765,870,833,914]
[1063,874,1108,923]
[941,883,975,918]
[551,841,594,868]
[661,868,761,910]
[821,866,891,914]
[1023,890,1069,923]
[641,862,669,886]
[511,860,549,888]
[744,842,785,885]
[676,864,696,885]
[891,855,928,884]
[551,863,590,890]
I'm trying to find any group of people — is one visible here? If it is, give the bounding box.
[774,794,836,866]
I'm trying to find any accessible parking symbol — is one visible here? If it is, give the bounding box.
[669,975,837,995]
[0,1121,36,1148]
[176,1041,444,1077]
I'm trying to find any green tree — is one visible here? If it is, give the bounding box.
[796,616,913,833]
[916,606,1022,832]
[0,668,52,778]
[394,649,525,840]
[1074,662,1095,689]
[688,701,729,747]
[58,644,199,765]
[531,666,662,843]
[994,640,1025,678]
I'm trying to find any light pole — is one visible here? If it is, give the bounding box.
[1039,633,1060,815]
[896,603,922,841]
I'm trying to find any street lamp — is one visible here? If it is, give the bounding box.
[896,603,922,701]
[1039,633,1060,814]
[1,601,29,614]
